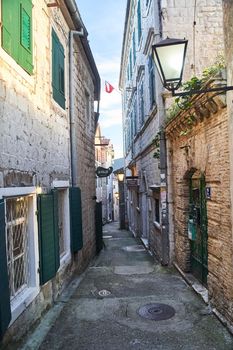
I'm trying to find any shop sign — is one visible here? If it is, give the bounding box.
[96,166,113,178]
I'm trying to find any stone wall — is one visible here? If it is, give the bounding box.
[166,85,233,323]
[72,38,97,269]
[161,0,224,80]
[0,1,98,346]
[0,1,71,188]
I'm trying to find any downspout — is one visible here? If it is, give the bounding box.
[69,29,84,187]
[157,0,169,265]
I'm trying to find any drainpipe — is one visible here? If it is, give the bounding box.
[160,129,169,265]
[69,29,84,187]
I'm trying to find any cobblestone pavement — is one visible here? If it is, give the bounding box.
[21,222,233,350]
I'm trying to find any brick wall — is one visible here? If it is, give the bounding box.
[166,86,233,323]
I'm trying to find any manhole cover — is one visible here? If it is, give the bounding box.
[123,245,145,252]
[98,289,111,297]
[137,303,175,321]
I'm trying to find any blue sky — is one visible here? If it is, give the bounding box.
[77,0,126,158]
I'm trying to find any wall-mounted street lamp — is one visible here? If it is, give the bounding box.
[152,37,233,97]
[117,173,125,182]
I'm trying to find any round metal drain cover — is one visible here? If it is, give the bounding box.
[137,303,175,321]
[123,245,145,252]
[98,289,111,297]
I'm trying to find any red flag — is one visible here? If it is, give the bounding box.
[105,81,114,93]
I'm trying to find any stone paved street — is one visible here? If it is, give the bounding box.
[21,222,233,350]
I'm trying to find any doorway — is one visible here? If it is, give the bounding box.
[189,171,208,286]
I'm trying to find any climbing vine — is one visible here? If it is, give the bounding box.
[152,132,160,159]
[165,55,225,135]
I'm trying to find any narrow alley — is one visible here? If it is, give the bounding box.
[20,222,233,350]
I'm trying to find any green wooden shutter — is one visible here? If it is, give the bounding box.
[133,31,136,65]
[18,0,33,74]
[2,0,19,60]
[2,0,33,75]
[70,187,83,253]
[137,0,142,43]
[148,55,155,107]
[38,193,60,285]
[0,200,11,340]
[52,29,65,109]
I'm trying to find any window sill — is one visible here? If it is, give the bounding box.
[0,48,34,88]
[10,287,40,325]
[51,94,67,115]
[59,252,71,269]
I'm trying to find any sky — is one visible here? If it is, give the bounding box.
[76,0,126,159]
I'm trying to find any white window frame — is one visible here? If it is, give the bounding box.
[52,180,71,268]
[0,186,40,325]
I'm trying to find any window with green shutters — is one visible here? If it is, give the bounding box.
[52,29,65,109]
[2,0,33,74]
[137,0,142,43]
[133,31,136,65]
[139,81,144,125]
[129,50,133,79]
[148,55,156,108]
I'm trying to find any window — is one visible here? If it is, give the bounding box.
[130,111,134,143]
[85,91,91,132]
[52,29,65,109]
[58,190,66,257]
[139,80,144,125]
[0,188,39,326]
[137,0,142,43]
[148,55,156,108]
[129,50,133,78]
[2,0,33,74]
[133,98,137,136]
[6,197,30,300]
[154,197,160,223]
[133,31,136,65]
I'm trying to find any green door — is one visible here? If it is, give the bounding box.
[189,172,208,286]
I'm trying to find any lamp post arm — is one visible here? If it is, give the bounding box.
[172,85,233,97]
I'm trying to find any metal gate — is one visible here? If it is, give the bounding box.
[189,172,208,286]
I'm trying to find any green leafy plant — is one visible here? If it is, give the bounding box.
[152,132,160,159]
[165,56,226,127]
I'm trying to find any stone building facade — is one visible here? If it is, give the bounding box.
[95,124,114,224]
[120,0,224,264]
[119,0,163,258]
[0,0,100,346]
[165,77,233,325]
[161,0,224,80]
